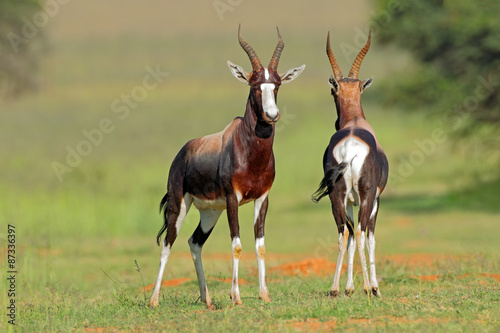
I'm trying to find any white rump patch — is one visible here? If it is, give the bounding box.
[333,137,370,207]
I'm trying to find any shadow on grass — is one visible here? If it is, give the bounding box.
[384,178,500,213]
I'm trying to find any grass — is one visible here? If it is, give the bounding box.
[16,259,500,332]
[1,1,499,332]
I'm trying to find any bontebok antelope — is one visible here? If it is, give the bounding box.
[150,26,305,308]
[312,31,389,297]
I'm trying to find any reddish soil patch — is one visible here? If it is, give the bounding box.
[269,258,345,277]
[289,316,447,330]
[174,252,306,262]
[409,274,442,282]
[481,273,500,283]
[142,277,192,291]
[214,277,250,285]
[290,318,338,331]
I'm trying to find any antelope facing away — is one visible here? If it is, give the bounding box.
[149,26,305,308]
[312,31,389,297]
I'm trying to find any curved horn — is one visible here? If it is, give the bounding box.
[238,24,263,72]
[268,26,284,71]
[348,30,371,79]
[326,31,343,80]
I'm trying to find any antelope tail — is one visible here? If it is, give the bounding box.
[156,193,169,246]
[311,162,348,203]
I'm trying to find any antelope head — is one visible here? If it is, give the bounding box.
[326,31,373,130]
[227,25,305,124]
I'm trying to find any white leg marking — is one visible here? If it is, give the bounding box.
[255,237,271,301]
[188,209,223,308]
[235,190,243,205]
[330,225,347,296]
[253,194,271,300]
[345,205,356,293]
[370,188,380,219]
[253,193,271,301]
[149,243,171,307]
[175,194,193,235]
[367,232,379,292]
[356,226,371,292]
[200,209,222,233]
[230,236,242,305]
[253,193,268,227]
[261,83,279,119]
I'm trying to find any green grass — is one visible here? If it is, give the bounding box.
[1,1,499,332]
[15,260,500,332]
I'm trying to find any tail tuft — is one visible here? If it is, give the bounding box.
[156,193,169,246]
[312,162,347,203]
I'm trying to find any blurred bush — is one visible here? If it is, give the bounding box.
[374,0,500,141]
[0,0,44,99]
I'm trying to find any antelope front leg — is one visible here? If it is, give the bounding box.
[254,194,271,302]
[227,193,242,305]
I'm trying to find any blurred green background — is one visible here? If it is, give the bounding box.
[0,0,498,323]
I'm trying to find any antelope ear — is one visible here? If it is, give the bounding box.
[328,75,339,94]
[280,64,305,84]
[361,76,373,93]
[227,60,250,84]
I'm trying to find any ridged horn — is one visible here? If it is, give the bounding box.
[238,24,263,72]
[348,30,371,79]
[326,31,343,80]
[268,26,284,71]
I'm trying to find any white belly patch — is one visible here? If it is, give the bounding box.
[191,196,227,210]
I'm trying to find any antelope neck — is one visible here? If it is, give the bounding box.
[335,95,365,129]
[243,92,275,139]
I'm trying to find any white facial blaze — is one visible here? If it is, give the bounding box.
[264,68,270,80]
[260,83,279,120]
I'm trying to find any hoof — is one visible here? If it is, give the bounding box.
[230,293,242,305]
[329,290,340,298]
[344,289,354,296]
[259,292,272,303]
[372,287,381,297]
[149,298,159,308]
[205,302,215,310]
